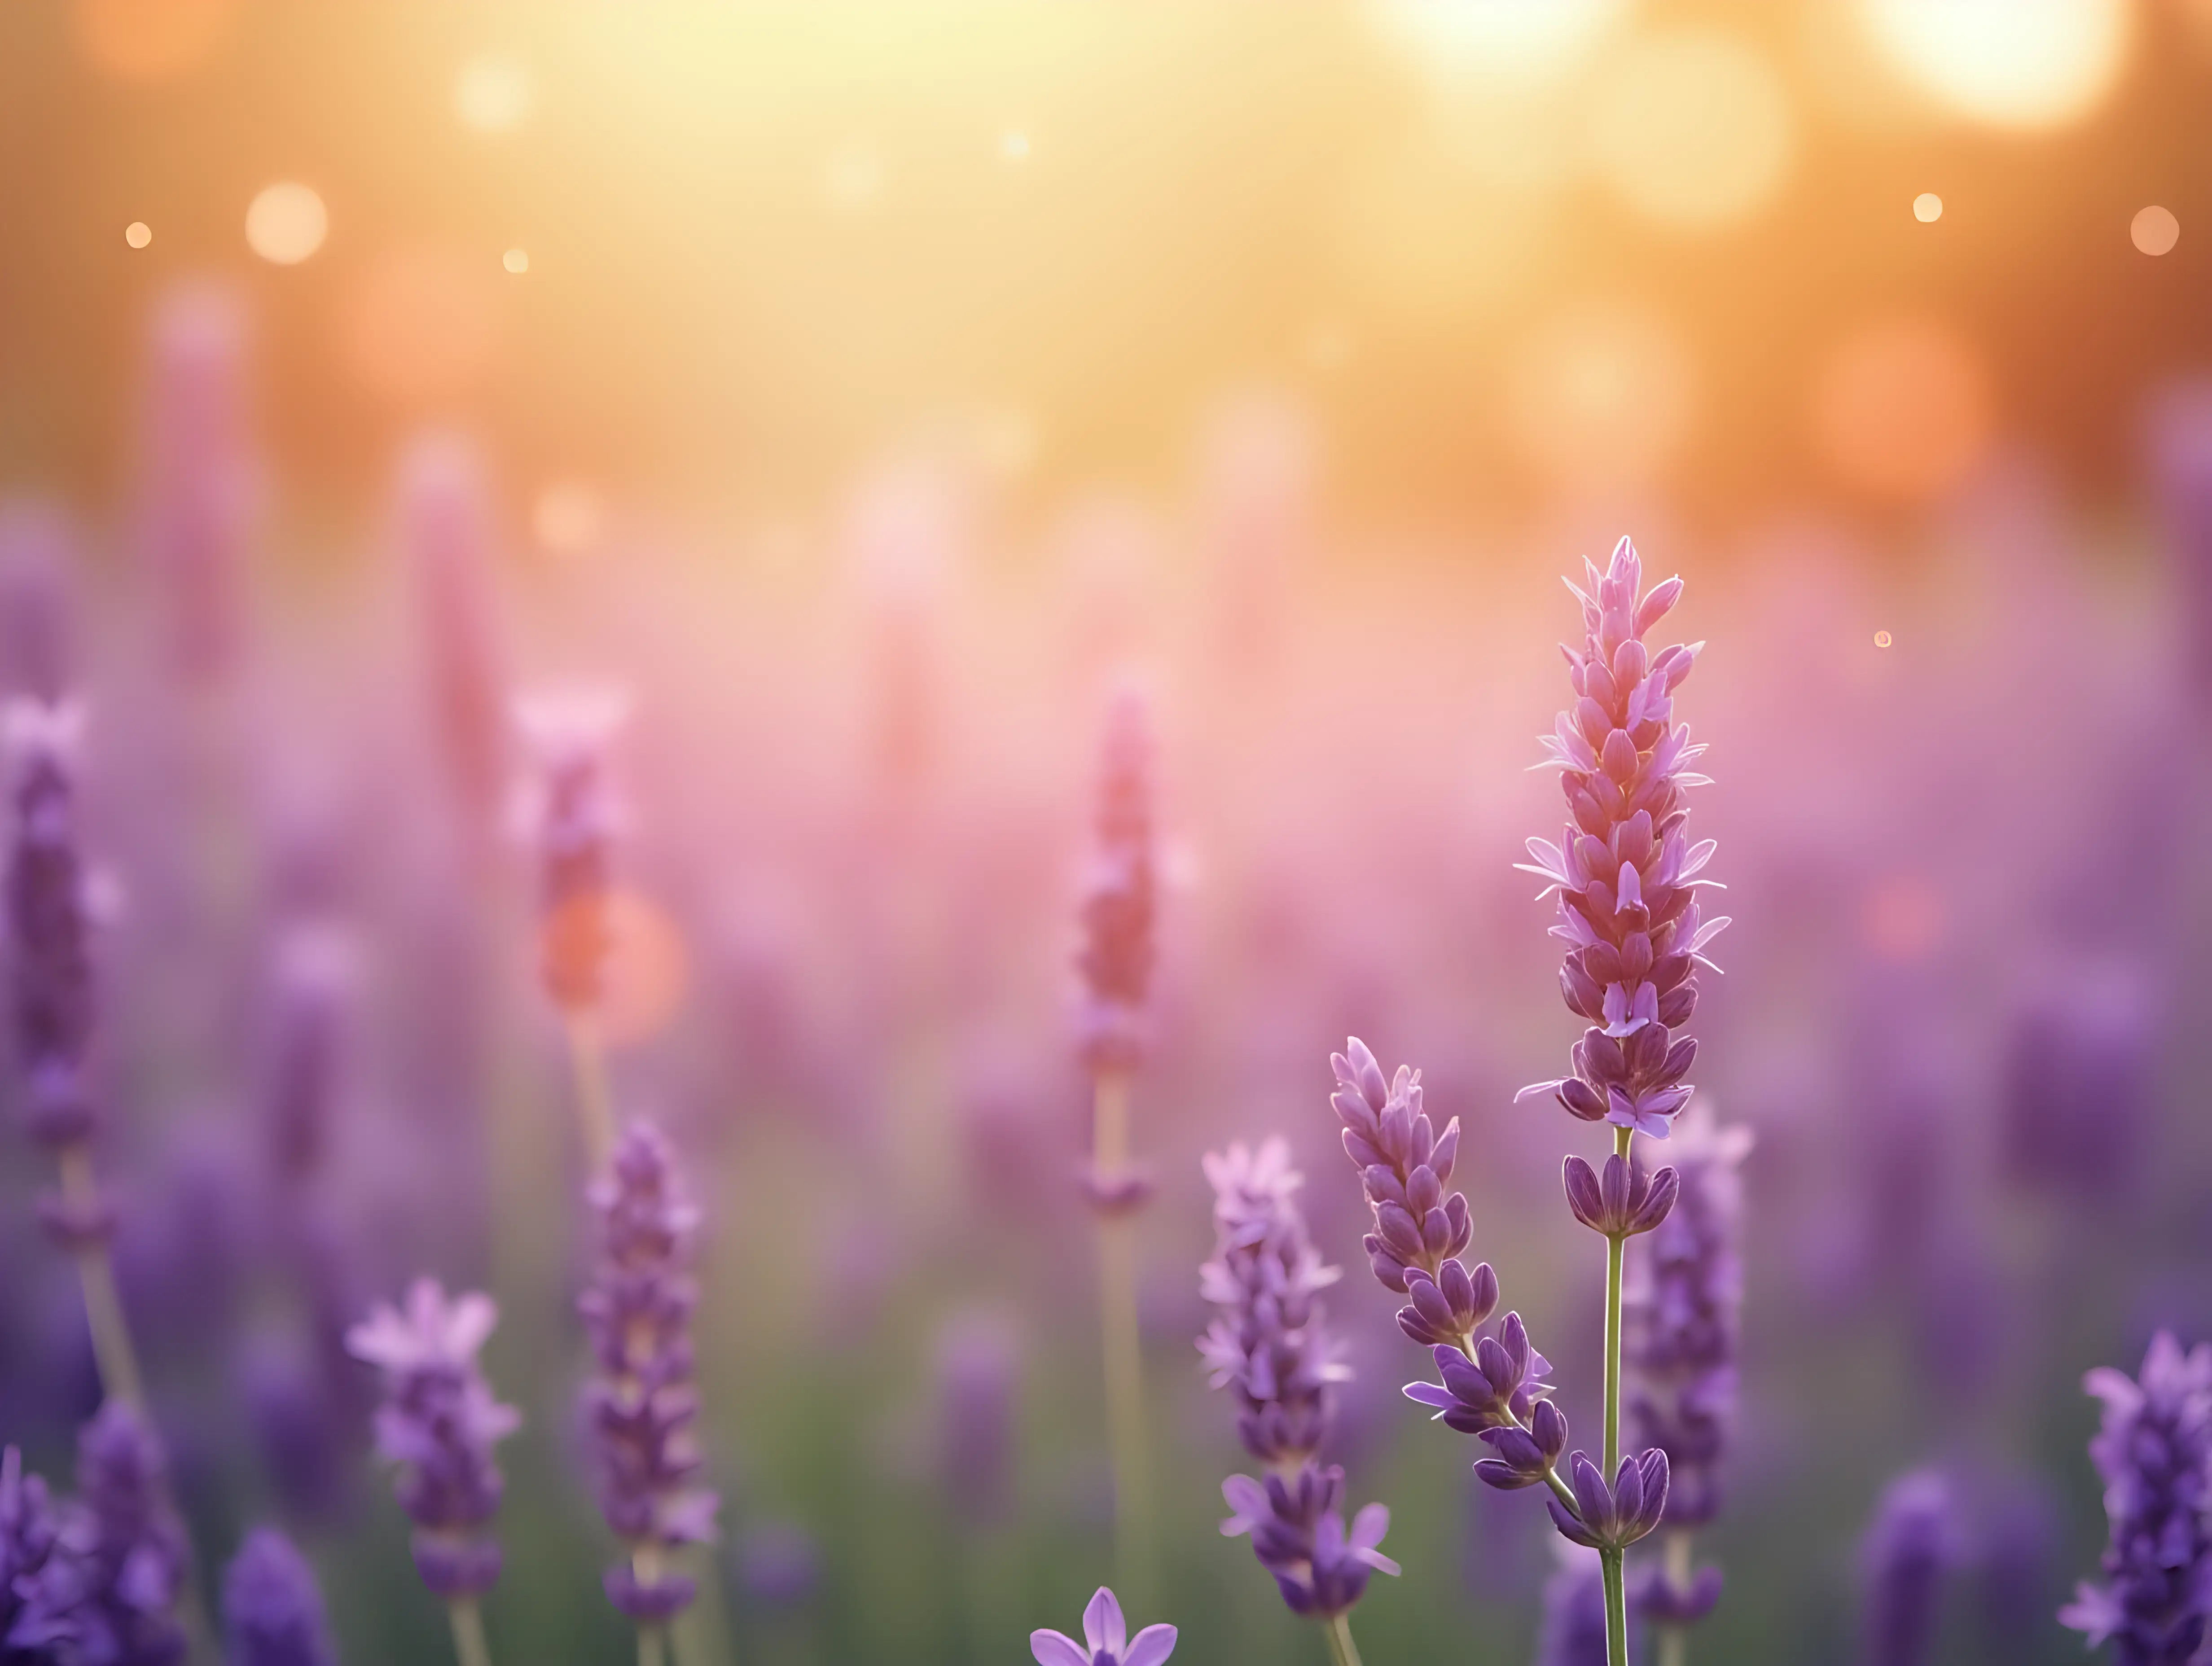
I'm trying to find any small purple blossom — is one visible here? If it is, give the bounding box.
[347,1278,518,1600]
[0,1445,64,1662]
[1562,1153,1677,1241]
[1547,1450,1670,1553]
[34,1403,190,1666]
[1402,1316,1555,1438]
[1860,1469,1957,1666]
[579,1121,718,1623]
[1219,1470,1400,1621]
[1625,1104,1750,1531]
[1074,683,1156,1077]
[2062,1333,2212,1665]
[1030,1586,1176,1666]
[1515,535,1726,1141]
[221,1528,337,1666]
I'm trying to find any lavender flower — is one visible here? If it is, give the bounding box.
[1859,1470,1956,1666]
[347,1279,518,1600]
[6,699,99,1164]
[511,687,631,1015]
[140,284,250,685]
[1074,683,1155,1079]
[399,434,507,819]
[578,1121,717,1624]
[1515,535,1726,1142]
[1328,1039,1483,1329]
[2061,1333,2212,1664]
[1534,1546,1613,1666]
[0,1445,64,1661]
[1549,1451,1670,1554]
[37,1403,189,1666]
[1030,1586,1176,1666]
[1200,1140,1397,1622]
[1624,1100,1749,1631]
[222,1527,338,1666]
[933,1309,1018,1529]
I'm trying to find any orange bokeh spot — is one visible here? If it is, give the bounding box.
[541,887,691,1051]
[1810,316,1992,505]
[335,245,505,408]
[74,0,237,83]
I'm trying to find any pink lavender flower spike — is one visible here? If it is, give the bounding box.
[1515,535,1726,1143]
[1030,1585,1176,1666]
[2061,1332,2212,1665]
[578,1120,718,1624]
[222,1527,338,1666]
[1074,682,1157,1084]
[511,685,632,1015]
[347,1279,519,1601]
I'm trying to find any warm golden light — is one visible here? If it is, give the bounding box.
[1859,0,2129,130]
[245,182,328,265]
[336,245,503,407]
[1369,0,1628,84]
[1913,193,1943,223]
[73,0,237,84]
[1811,314,1992,504]
[123,221,152,249]
[503,247,530,275]
[1000,128,1031,163]
[2132,205,2180,256]
[1587,30,1795,230]
[1874,629,1893,648]
[535,482,606,555]
[1510,304,1698,490]
[455,52,533,134]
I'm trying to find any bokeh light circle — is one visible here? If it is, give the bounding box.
[455,53,533,133]
[1811,315,1993,504]
[1587,30,1795,230]
[1859,0,2129,130]
[502,247,530,274]
[535,482,606,555]
[1369,0,1628,85]
[1874,629,1893,648]
[1914,193,1943,223]
[2132,205,2180,256]
[124,221,152,249]
[74,0,237,83]
[1510,304,1698,491]
[245,183,327,265]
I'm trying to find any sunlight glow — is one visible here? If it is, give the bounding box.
[1369,0,1628,85]
[245,183,327,265]
[455,53,533,133]
[1859,0,2129,130]
[1587,30,1795,230]
[1811,315,1992,504]
[2132,206,2180,256]
[1913,193,1942,223]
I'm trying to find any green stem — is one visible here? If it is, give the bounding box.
[638,1626,667,1666]
[1093,1072,1154,1609]
[1325,1613,1363,1666]
[60,1144,144,1408]
[566,1018,618,1172]
[1602,1123,1633,1666]
[1448,1330,1579,1517]
[448,1597,494,1666]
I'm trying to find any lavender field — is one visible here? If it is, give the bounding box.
[2,4,2210,1664]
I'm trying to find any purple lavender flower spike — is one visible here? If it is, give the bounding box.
[1403,1314,1556,1438]
[222,1527,338,1666]
[0,1444,66,1659]
[579,1120,718,1624]
[1547,1450,1669,1553]
[1859,1470,1957,1666]
[1198,1139,1347,1466]
[1515,535,1726,1142]
[1075,681,1156,1079]
[399,433,508,820]
[2061,1332,2212,1665]
[1633,1561,1722,1627]
[1561,1153,1678,1240]
[6,699,100,1163]
[1030,1585,1177,1666]
[34,1403,190,1666]
[347,1279,518,1600]
[511,685,632,1016]
[934,1309,1018,1530]
[1472,1398,1569,1491]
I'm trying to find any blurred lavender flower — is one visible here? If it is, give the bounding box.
[260,925,356,1191]
[0,1444,64,1660]
[733,1521,818,1611]
[578,1121,717,1624]
[347,1279,518,1600]
[0,502,73,701]
[1534,1545,1615,1666]
[2000,965,2153,1207]
[1860,1470,1956,1666]
[1515,535,1725,1141]
[1074,683,1156,1082]
[1625,1104,1750,1533]
[511,686,632,1016]
[399,434,508,821]
[933,1309,1018,1529]
[6,698,100,1166]
[1200,1140,1397,1623]
[29,1403,190,1666]
[221,1527,337,1666]
[1030,1585,1176,1666]
[2062,1333,2212,1664]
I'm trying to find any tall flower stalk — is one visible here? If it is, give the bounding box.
[1201,1139,1397,1666]
[347,1279,520,1666]
[1625,1105,1747,1665]
[579,1122,720,1666]
[1515,535,1725,1665]
[5,698,143,1411]
[1076,682,1159,1602]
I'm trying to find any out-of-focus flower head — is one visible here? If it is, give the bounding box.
[511,684,633,1013]
[1218,1469,1399,1620]
[261,923,357,1190]
[578,1121,717,1623]
[221,1527,338,1666]
[2062,1333,2212,1665]
[0,1444,65,1660]
[1197,1138,1348,1466]
[1516,535,1726,1140]
[933,1308,1018,1530]
[1029,1585,1177,1666]
[347,1278,518,1599]
[1535,1543,1617,1666]
[399,432,508,818]
[1860,1469,1958,1666]
[1075,679,1156,1076]
[1626,1102,1750,1532]
[0,501,74,701]
[23,1403,189,1666]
